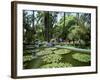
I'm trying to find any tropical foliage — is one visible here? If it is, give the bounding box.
[23,10,91,69]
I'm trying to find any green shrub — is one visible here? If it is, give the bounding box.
[23,55,33,62]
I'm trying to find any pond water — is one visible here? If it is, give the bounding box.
[23,47,91,69]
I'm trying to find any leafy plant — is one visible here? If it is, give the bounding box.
[23,55,33,62]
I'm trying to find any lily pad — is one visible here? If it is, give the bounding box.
[42,54,62,63]
[72,53,91,62]
[44,48,57,51]
[37,49,52,56]
[54,49,71,54]
[41,62,72,68]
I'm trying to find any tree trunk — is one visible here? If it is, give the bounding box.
[44,11,50,42]
[32,11,36,34]
[62,12,66,40]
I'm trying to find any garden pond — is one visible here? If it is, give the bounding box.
[23,46,91,69]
